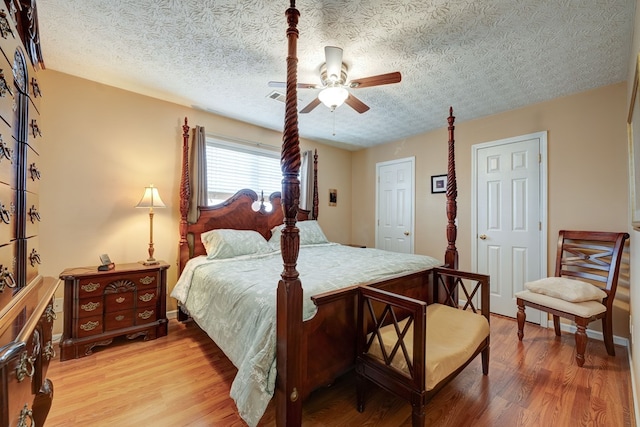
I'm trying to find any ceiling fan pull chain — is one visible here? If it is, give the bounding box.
[332,111,336,136]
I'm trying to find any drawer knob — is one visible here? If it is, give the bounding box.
[0,70,10,98]
[0,201,12,225]
[140,275,155,285]
[31,77,41,98]
[30,119,41,138]
[115,296,125,304]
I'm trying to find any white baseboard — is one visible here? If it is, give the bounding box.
[549,320,629,347]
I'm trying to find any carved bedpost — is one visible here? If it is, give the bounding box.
[179,117,191,272]
[313,148,319,220]
[445,107,458,270]
[276,1,303,426]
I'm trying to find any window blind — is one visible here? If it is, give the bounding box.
[206,138,281,204]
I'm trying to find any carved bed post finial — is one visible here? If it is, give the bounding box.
[445,107,458,270]
[179,118,191,270]
[313,149,319,220]
[276,1,304,426]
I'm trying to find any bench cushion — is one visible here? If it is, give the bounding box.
[368,303,489,391]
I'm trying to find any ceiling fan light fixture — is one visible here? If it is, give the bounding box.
[318,86,348,111]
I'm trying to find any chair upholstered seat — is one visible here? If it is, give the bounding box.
[515,290,606,318]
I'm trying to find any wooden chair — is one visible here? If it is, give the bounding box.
[356,267,490,427]
[516,230,629,367]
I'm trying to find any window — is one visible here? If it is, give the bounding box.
[206,137,281,205]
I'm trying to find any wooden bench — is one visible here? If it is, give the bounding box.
[356,267,490,427]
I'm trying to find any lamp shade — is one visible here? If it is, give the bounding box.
[318,86,348,110]
[135,185,166,208]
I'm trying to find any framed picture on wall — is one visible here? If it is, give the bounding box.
[431,174,447,194]
[628,53,640,230]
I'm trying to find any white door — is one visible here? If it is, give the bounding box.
[472,133,547,323]
[376,157,415,253]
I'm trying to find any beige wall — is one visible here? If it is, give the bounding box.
[353,82,630,337]
[37,70,353,331]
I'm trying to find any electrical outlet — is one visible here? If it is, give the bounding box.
[53,297,63,313]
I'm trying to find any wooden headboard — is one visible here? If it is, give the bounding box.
[177,121,318,273]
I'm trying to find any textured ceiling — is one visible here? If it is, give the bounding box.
[37,0,635,150]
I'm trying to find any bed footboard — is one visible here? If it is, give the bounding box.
[356,268,490,427]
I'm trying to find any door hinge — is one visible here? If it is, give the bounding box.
[539,153,542,163]
[539,221,542,231]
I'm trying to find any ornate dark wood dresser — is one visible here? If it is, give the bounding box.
[0,1,57,426]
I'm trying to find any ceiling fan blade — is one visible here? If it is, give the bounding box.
[268,81,317,89]
[324,46,343,80]
[300,97,321,114]
[344,93,370,114]
[349,71,402,88]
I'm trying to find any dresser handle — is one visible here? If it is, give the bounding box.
[80,301,100,312]
[0,70,10,98]
[16,351,35,382]
[17,404,34,427]
[29,162,40,181]
[45,304,57,322]
[138,310,154,320]
[115,296,125,304]
[0,134,12,164]
[28,205,40,223]
[30,119,41,138]
[0,11,14,40]
[115,315,125,321]
[139,292,154,302]
[31,77,41,98]
[0,201,12,224]
[29,248,41,266]
[0,265,16,293]
[140,275,155,285]
[80,320,99,331]
[81,282,100,293]
[44,340,55,361]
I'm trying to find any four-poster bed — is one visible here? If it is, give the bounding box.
[172,2,475,426]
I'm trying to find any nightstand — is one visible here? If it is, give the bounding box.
[59,261,169,361]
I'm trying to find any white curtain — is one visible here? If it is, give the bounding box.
[300,149,315,218]
[188,126,208,222]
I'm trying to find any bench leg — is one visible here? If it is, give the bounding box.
[356,372,366,413]
[411,402,425,427]
[553,315,561,336]
[516,300,525,341]
[481,346,490,375]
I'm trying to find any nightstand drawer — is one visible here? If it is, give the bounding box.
[104,291,134,311]
[130,272,158,289]
[77,279,105,298]
[105,310,134,331]
[77,298,102,318]
[76,316,103,338]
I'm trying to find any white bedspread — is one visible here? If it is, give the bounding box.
[170,243,442,426]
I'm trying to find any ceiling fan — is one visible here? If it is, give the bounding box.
[268,46,401,114]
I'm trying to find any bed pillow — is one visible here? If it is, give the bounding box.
[201,229,272,259]
[269,220,329,247]
[524,277,607,303]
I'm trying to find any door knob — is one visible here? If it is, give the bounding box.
[404,231,410,236]
[479,234,487,240]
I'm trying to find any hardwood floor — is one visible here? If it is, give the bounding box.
[46,315,634,426]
